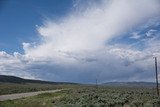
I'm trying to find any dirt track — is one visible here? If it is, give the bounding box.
[0,89,61,101]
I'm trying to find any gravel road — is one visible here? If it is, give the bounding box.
[0,89,62,101]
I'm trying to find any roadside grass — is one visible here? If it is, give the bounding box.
[0,82,80,95]
[0,91,66,107]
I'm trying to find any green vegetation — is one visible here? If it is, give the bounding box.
[0,75,79,95]
[1,86,160,107]
[0,82,78,95]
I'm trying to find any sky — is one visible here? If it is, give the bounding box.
[0,0,160,83]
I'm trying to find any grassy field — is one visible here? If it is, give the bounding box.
[0,82,79,95]
[1,86,160,107]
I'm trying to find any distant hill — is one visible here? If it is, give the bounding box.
[0,75,157,87]
[0,75,77,84]
[103,82,157,87]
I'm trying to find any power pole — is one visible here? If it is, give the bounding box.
[154,57,159,97]
[95,78,98,89]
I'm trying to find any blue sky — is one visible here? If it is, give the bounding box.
[0,0,160,83]
[0,0,73,53]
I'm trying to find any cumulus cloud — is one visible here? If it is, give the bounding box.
[24,0,160,57]
[0,51,36,79]
[0,0,160,83]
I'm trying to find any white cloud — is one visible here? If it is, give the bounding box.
[0,0,160,83]
[130,32,141,39]
[23,0,160,58]
[146,29,157,37]
[0,51,36,79]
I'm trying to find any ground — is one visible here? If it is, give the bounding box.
[0,86,160,107]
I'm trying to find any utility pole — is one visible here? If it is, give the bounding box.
[154,57,159,97]
[95,78,98,89]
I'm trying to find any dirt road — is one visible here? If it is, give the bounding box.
[0,89,62,101]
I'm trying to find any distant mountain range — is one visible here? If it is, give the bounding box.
[0,75,77,84]
[0,75,158,87]
[103,82,158,87]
